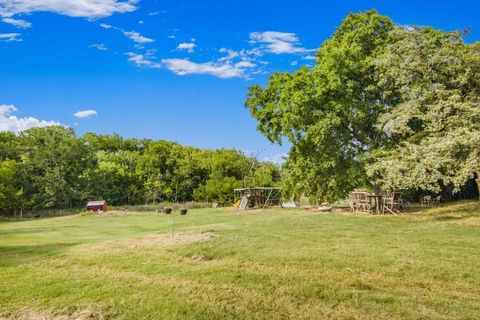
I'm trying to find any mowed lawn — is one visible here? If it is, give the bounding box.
[1,202,480,319]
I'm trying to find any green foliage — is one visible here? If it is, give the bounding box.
[83,150,144,205]
[368,27,480,193]
[246,10,394,201]
[194,175,243,204]
[18,127,93,209]
[0,127,279,214]
[254,162,281,187]
[0,160,22,211]
[246,11,480,200]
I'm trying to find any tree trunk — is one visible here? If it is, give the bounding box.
[476,177,480,201]
[20,208,23,219]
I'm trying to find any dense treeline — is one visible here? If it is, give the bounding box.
[0,127,281,214]
[246,10,480,202]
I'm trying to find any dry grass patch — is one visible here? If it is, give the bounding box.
[75,231,214,253]
[7,307,104,320]
[452,216,480,226]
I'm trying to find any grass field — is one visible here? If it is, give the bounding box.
[1,202,480,319]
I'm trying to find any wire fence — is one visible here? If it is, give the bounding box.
[0,202,215,219]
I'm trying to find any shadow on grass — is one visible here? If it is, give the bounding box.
[0,226,77,236]
[0,210,82,224]
[433,215,466,221]
[0,243,77,267]
[403,201,480,220]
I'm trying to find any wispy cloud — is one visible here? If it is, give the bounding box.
[124,31,154,44]
[249,31,313,54]
[73,109,98,119]
[0,1,137,43]
[159,45,259,79]
[99,23,154,46]
[0,0,138,19]
[303,55,316,60]
[0,33,21,42]
[161,58,255,78]
[176,42,196,53]
[89,43,108,51]
[100,23,113,29]
[1,17,31,28]
[0,104,61,132]
[127,52,161,68]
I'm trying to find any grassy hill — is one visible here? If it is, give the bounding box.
[1,202,480,319]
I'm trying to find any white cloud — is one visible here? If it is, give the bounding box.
[249,31,312,54]
[73,109,97,119]
[250,31,298,43]
[161,58,255,78]
[0,0,138,19]
[160,45,260,79]
[0,33,21,42]
[176,42,196,53]
[100,23,113,29]
[262,153,287,164]
[138,20,143,24]
[167,35,175,39]
[127,52,161,68]
[0,104,61,133]
[123,31,154,44]
[2,17,31,28]
[99,23,154,48]
[303,55,316,60]
[291,60,298,66]
[89,43,107,51]
[100,23,154,46]
[218,47,260,62]
[148,11,160,16]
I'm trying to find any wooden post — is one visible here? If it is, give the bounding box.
[262,188,274,209]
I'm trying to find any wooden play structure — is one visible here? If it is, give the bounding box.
[234,187,282,210]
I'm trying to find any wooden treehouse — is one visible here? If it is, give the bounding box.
[234,187,282,210]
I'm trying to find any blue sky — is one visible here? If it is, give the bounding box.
[0,0,479,162]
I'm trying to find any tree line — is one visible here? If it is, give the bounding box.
[0,127,281,215]
[246,10,480,202]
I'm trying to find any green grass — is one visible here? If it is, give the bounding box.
[1,202,480,319]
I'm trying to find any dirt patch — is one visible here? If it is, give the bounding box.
[76,231,214,253]
[101,210,141,216]
[81,210,143,217]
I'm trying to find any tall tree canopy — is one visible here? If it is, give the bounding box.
[246,10,480,201]
[368,27,480,194]
[246,11,394,201]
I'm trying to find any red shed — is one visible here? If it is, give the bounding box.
[86,200,108,212]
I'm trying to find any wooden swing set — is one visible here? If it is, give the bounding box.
[234,187,282,210]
